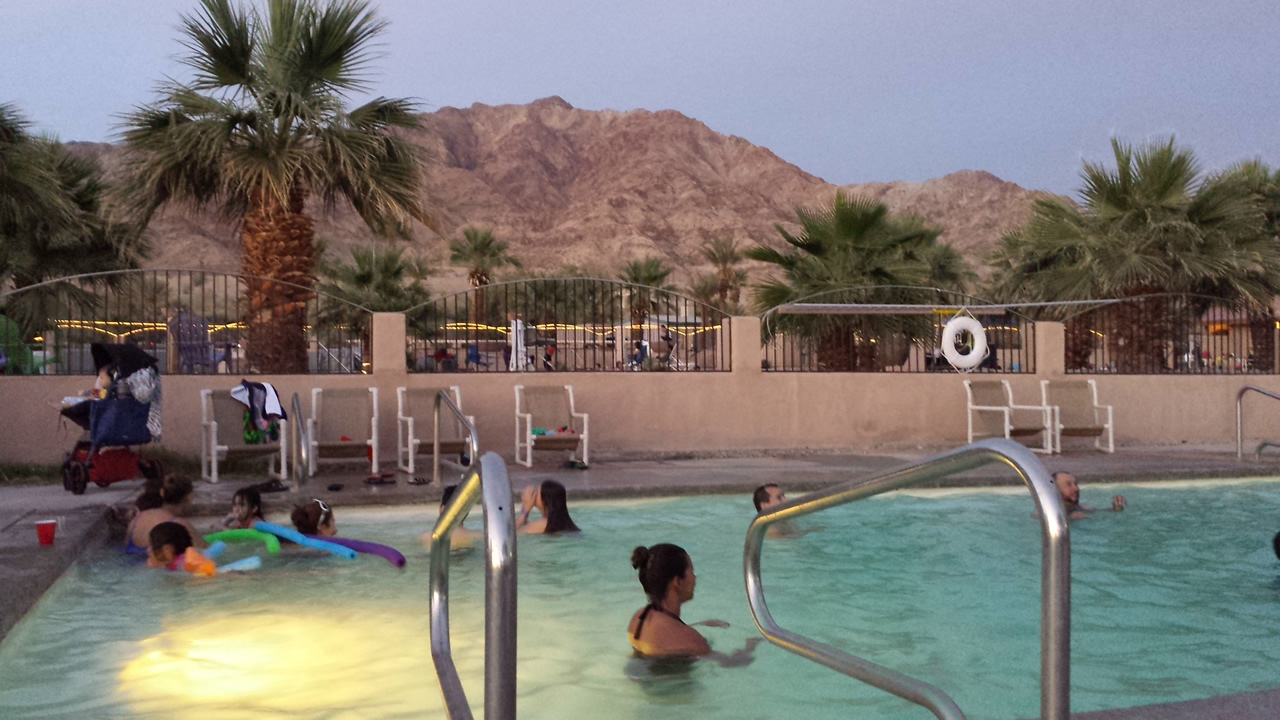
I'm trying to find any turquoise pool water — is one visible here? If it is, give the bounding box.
[0,479,1277,719]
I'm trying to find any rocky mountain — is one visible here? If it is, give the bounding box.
[71,97,1047,294]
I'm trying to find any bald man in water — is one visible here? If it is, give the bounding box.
[1052,471,1126,520]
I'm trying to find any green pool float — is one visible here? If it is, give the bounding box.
[204,528,281,554]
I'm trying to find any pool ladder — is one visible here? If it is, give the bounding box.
[1235,386,1280,459]
[427,391,517,720]
[744,438,1071,720]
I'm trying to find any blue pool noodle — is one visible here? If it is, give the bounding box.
[252,521,359,560]
[218,556,262,573]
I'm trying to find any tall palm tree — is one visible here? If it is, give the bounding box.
[449,227,522,324]
[618,257,675,340]
[118,0,427,373]
[988,138,1280,371]
[748,191,971,370]
[700,236,748,312]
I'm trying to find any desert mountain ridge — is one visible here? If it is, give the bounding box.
[68,96,1048,294]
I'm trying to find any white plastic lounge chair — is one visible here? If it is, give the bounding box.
[1040,379,1115,454]
[396,386,475,475]
[308,387,378,476]
[964,379,1052,454]
[514,384,589,468]
[200,389,287,483]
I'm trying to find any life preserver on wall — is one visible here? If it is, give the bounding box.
[941,315,988,371]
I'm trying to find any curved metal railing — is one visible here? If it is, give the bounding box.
[744,438,1070,720]
[429,452,516,720]
[434,389,480,487]
[1235,386,1280,460]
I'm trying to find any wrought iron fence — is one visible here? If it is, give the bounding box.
[760,288,1037,373]
[1062,295,1279,375]
[404,278,731,373]
[0,270,370,375]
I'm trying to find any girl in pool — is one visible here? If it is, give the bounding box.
[291,498,337,536]
[627,543,761,665]
[221,486,264,529]
[127,475,203,554]
[517,479,579,534]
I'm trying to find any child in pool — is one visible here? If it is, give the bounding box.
[292,498,337,536]
[222,486,265,529]
[147,521,194,571]
[422,484,481,549]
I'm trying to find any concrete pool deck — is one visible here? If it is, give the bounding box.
[2,443,1278,718]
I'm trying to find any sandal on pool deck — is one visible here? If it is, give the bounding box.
[407,477,429,486]
[365,474,397,485]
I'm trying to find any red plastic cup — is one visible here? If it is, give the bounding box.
[36,520,57,546]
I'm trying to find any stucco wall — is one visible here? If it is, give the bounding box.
[3,317,1279,466]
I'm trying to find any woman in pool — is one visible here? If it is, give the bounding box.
[627,543,761,665]
[221,486,264,529]
[517,480,579,534]
[291,498,337,536]
[126,475,203,554]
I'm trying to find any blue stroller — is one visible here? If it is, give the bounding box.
[60,343,164,494]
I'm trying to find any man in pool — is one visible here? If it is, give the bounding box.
[1052,471,1125,520]
[752,483,810,538]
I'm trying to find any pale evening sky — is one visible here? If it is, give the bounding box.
[2,0,1278,194]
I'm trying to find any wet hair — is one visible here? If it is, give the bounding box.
[233,487,265,520]
[149,521,193,555]
[441,484,459,510]
[136,475,193,511]
[163,476,194,505]
[753,483,779,512]
[291,499,333,535]
[631,543,690,603]
[539,480,579,533]
[136,475,165,511]
[1273,531,1280,561]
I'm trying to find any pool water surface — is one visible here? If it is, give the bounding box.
[0,479,1277,719]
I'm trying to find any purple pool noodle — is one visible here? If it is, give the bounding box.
[306,535,406,568]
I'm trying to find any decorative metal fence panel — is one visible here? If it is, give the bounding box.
[760,289,1037,373]
[405,279,731,373]
[0,270,370,375]
[1063,295,1279,375]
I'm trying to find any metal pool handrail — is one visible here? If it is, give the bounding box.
[289,392,309,486]
[434,389,480,487]
[744,439,1071,720]
[1235,386,1280,460]
[429,452,517,720]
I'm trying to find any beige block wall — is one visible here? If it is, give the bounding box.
[3,317,1280,465]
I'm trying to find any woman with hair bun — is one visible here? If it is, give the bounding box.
[627,543,761,665]
[126,475,203,554]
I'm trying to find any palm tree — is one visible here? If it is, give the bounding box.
[449,227,522,324]
[748,191,972,370]
[988,138,1280,371]
[700,236,748,312]
[118,0,427,373]
[316,243,431,362]
[618,257,675,340]
[1,106,146,337]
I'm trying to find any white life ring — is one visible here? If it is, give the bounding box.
[941,315,988,371]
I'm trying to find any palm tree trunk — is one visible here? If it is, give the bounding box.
[241,189,315,374]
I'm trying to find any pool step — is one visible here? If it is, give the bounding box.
[1025,687,1280,720]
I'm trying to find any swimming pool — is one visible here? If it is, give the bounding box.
[0,479,1277,719]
